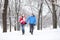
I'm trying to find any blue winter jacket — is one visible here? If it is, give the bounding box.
[26,16,36,24]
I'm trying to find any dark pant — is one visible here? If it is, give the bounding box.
[21,24,25,34]
[30,24,34,34]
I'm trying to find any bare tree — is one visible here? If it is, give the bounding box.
[45,0,57,29]
[37,0,43,30]
[15,0,20,31]
[14,0,17,31]
[59,12,60,27]
[9,8,11,32]
[2,0,8,32]
[52,0,57,28]
[17,0,21,31]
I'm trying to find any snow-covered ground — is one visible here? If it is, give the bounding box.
[0,25,60,40]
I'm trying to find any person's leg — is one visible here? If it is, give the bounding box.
[21,24,25,35]
[30,24,32,33]
[31,24,34,35]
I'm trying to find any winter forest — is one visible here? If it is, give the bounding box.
[0,0,60,40]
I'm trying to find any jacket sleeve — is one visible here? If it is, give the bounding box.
[26,16,30,23]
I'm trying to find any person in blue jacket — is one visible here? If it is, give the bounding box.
[26,13,36,35]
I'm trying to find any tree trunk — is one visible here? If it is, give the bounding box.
[59,13,60,27]
[37,0,43,30]
[9,8,11,32]
[18,0,21,31]
[2,0,8,32]
[14,0,17,31]
[37,8,40,30]
[17,13,19,30]
[17,0,21,31]
[52,0,57,28]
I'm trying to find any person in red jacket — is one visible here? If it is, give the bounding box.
[19,14,26,35]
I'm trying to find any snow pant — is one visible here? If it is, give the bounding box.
[30,24,34,34]
[21,24,25,34]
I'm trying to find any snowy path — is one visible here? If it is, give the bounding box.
[0,26,60,40]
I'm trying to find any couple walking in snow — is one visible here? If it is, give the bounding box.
[19,13,36,35]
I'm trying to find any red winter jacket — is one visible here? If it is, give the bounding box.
[19,16,26,24]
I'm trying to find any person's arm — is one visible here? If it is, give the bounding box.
[26,16,30,23]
